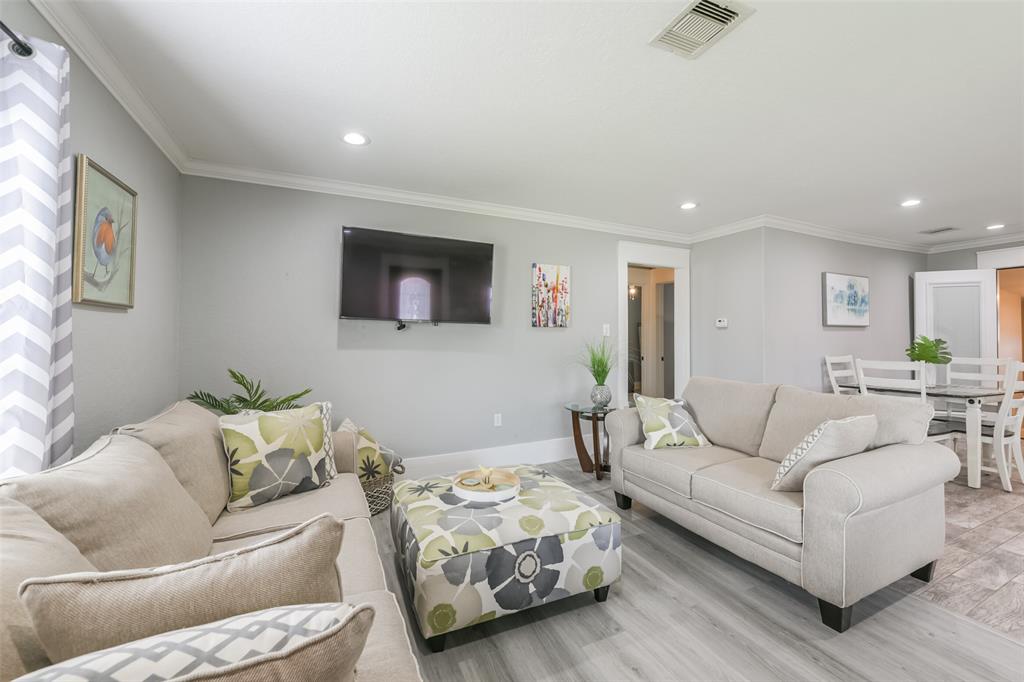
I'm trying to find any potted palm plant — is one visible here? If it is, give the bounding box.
[581,339,615,408]
[905,335,952,386]
[187,369,312,414]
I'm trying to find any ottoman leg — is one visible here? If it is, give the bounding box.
[614,492,632,510]
[426,634,447,653]
[594,586,610,602]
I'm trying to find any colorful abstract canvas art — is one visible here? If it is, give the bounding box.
[531,263,570,328]
[822,272,869,326]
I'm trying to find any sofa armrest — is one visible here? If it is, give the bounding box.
[332,430,358,474]
[801,441,960,606]
[606,408,643,491]
[803,442,961,516]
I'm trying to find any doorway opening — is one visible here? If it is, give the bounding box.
[997,268,1024,361]
[616,241,691,408]
[627,266,675,399]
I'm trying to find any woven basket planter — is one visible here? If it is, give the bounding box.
[361,457,405,515]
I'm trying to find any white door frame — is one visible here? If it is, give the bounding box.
[617,242,690,406]
[977,246,1024,270]
[913,269,997,358]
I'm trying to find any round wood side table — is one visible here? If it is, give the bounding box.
[564,402,613,480]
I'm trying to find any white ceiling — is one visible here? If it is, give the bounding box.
[36,1,1024,250]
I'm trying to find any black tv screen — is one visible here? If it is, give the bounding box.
[340,227,493,324]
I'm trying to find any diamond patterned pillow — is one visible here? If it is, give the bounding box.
[220,402,336,511]
[17,602,374,682]
[770,415,878,492]
[634,395,711,450]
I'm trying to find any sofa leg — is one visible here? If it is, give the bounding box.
[426,634,447,653]
[614,492,632,510]
[911,561,937,583]
[594,585,610,602]
[818,599,852,633]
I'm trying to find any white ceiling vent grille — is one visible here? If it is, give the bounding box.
[651,1,755,59]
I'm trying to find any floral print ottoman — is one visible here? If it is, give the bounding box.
[389,466,622,652]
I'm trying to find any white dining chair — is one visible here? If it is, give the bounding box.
[941,357,1009,420]
[857,359,957,447]
[946,360,1024,492]
[824,355,859,395]
[856,359,927,402]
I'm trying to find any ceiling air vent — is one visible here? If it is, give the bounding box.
[920,227,959,235]
[651,0,755,59]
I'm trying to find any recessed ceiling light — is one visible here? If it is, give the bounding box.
[900,199,922,207]
[680,202,698,210]
[342,132,369,146]
[986,224,1006,230]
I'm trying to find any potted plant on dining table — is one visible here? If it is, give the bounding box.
[906,335,952,386]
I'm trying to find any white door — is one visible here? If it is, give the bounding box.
[914,270,997,358]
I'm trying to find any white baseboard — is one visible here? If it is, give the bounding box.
[400,437,576,479]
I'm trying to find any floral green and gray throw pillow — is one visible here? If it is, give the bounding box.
[634,395,710,450]
[338,418,390,482]
[220,402,336,511]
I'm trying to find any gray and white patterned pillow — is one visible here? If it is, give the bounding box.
[770,415,878,492]
[18,602,373,682]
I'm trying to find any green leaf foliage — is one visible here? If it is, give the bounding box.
[187,369,313,415]
[905,335,952,365]
[580,338,615,385]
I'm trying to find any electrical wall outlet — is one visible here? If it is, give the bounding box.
[715,318,728,329]
[493,413,502,427]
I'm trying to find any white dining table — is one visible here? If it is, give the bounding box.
[839,382,1004,488]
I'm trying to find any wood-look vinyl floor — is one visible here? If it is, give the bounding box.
[369,459,1024,682]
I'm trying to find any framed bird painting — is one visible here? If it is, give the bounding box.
[72,155,138,308]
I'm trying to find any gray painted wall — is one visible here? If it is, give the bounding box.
[691,227,926,391]
[178,176,657,458]
[690,229,765,382]
[762,230,925,389]
[4,1,184,449]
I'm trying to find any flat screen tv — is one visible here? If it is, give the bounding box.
[340,227,493,324]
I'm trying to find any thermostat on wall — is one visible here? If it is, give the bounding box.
[715,318,728,329]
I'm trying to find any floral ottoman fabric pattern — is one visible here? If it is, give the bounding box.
[390,466,622,639]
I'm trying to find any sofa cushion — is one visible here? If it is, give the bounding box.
[621,444,747,501]
[682,377,779,456]
[634,395,711,449]
[346,590,424,682]
[211,516,387,596]
[115,400,229,523]
[0,498,96,680]
[18,602,374,682]
[0,435,212,570]
[19,514,343,663]
[212,472,369,540]
[691,457,804,543]
[758,385,935,462]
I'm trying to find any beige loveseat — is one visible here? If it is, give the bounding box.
[0,401,423,681]
[606,377,961,632]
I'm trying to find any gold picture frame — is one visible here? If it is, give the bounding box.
[72,155,138,308]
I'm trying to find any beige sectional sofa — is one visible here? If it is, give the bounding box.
[0,401,423,681]
[607,377,961,632]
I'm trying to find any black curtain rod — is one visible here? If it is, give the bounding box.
[0,19,34,57]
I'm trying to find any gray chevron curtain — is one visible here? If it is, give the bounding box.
[0,32,74,476]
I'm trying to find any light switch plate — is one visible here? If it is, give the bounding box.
[602,323,611,337]
[715,318,728,329]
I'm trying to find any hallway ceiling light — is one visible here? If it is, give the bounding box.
[986,224,1006,230]
[680,202,698,210]
[900,198,922,207]
[342,132,370,146]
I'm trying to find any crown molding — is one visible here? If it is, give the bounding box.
[182,159,692,243]
[29,0,188,171]
[923,231,1024,254]
[689,214,929,253]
